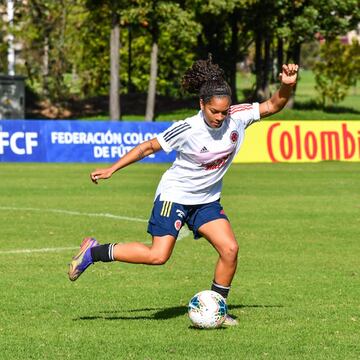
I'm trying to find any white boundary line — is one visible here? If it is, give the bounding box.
[0,206,148,223]
[0,206,191,254]
[0,246,79,254]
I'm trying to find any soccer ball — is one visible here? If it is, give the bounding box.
[188,290,228,329]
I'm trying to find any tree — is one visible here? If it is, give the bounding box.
[124,0,200,120]
[190,0,253,103]
[17,0,86,102]
[246,0,279,101]
[314,0,360,40]
[143,0,160,122]
[245,0,360,106]
[276,1,319,106]
[313,39,360,107]
[0,5,10,73]
[84,0,127,121]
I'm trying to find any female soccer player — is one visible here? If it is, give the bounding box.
[68,57,298,326]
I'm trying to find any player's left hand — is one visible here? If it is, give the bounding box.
[279,64,299,87]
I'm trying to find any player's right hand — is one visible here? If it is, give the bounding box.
[90,168,114,184]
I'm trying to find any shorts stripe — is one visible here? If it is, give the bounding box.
[161,201,173,217]
[161,202,166,216]
[166,202,172,217]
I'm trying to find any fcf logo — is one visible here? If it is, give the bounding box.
[0,132,38,155]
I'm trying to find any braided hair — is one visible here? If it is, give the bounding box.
[181,55,232,104]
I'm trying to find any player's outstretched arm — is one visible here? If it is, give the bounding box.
[259,64,299,118]
[90,138,162,184]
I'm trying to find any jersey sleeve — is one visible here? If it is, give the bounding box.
[228,102,260,129]
[156,120,192,153]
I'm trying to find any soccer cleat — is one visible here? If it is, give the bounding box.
[223,314,239,326]
[68,237,99,281]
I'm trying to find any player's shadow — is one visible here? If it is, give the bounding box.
[73,303,283,322]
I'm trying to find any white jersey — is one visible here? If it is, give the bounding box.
[156,103,260,205]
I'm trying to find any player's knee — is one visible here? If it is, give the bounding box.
[150,251,170,265]
[222,242,239,262]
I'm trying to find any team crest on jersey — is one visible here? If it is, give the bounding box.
[230,130,239,143]
[174,220,182,231]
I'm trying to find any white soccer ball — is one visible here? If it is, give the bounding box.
[188,290,228,329]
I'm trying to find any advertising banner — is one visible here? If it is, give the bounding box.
[0,120,175,163]
[235,121,360,163]
[1,120,359,163]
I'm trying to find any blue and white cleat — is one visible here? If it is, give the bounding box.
[68,237,99,281]
[223,314,239,326]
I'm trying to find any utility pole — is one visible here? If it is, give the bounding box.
[7,0,15,75]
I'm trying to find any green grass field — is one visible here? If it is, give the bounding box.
[0,162,359,359]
